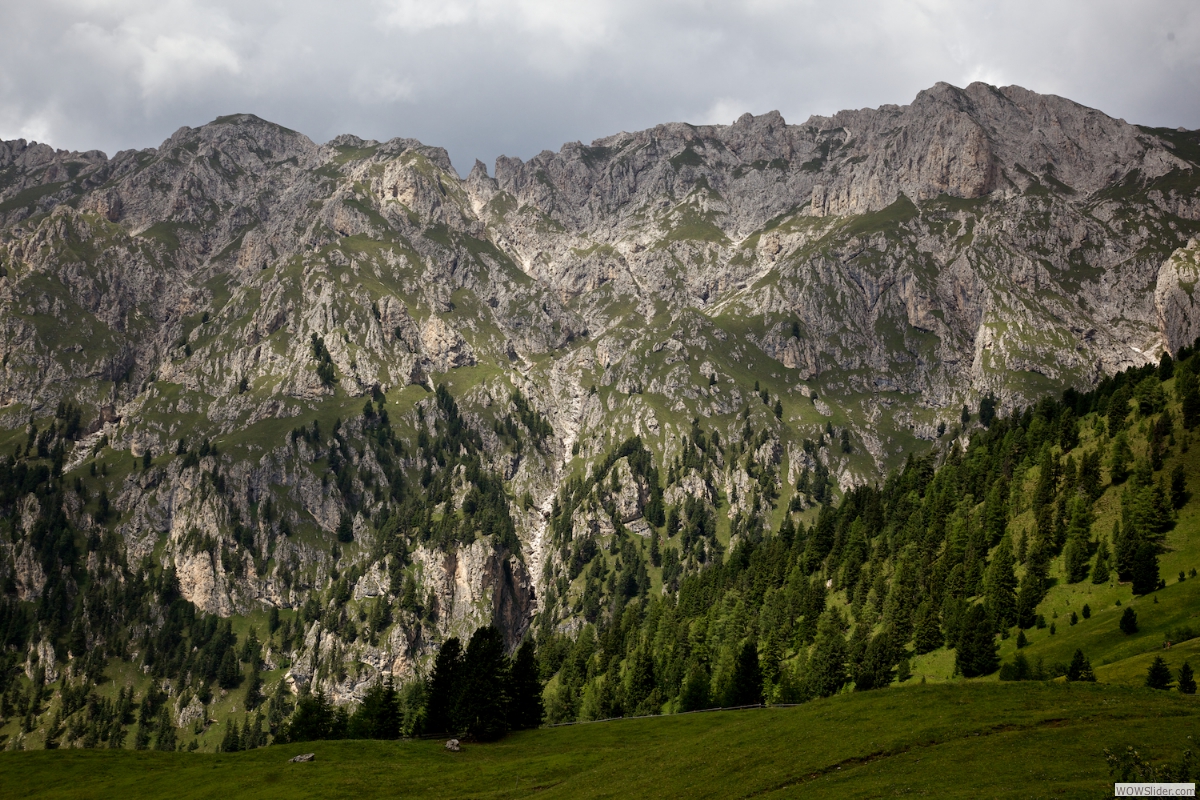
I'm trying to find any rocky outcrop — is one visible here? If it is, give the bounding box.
[1156,239,1200,354]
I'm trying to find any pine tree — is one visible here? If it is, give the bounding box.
[1145,656,1173,690]
[1120,607,1139,635]
[1132,542,1160,596]
[1066,649,1095,682]
[1178,661,1197,695]
[855,630,897,691]
[458,626,509,741]
[1113,519,1137,581]
[807,611,848,698]
[336,511,354,543]
[245,663,262,711]
[154,707,177,751]
[678,661,711,712]
[1062,497,1094,583]
[1092,536,1112,584]
[984,535,1018,627]
[729,641,764,705]
[426,637,463,734]
[913,601,943,654]
[1180,364,1200,429]
[1110,433,1133,484]
[506,639,544,730]
[217,647,240,690]
[1171,464,1188,509]
[286,688,333,743]
[955,604,999,678]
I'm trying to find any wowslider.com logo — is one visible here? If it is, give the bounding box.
[1115,784,1196,797]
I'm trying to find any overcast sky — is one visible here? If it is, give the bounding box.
[2,0,1198,175]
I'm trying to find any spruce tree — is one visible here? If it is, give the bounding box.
[729,640,764,705]
[506,639,544,730]
[678,661,711,712]
[913,601,943,654]
[955,604,999,678]
[287,688,333,743]
[1066,649,1095,682]
[984,535,1018,628]
[154,707,177,751]
[1062,498,1094,583]
[1113,519,1137,581]
[1180,364,1200,429]
[336,511,354,543]
[1120,607,1139,635]
[1178,661,1197,695]
[1132,542,1160,596]
[217,647,240,690]
[1092,536,1111,584]
[807,611,848,698]
[426,637,463,734]
[855,630,897,691]
[459,626,509,741]
[1145,656,1173,690]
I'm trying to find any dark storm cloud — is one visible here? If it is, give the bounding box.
[2,0,1198,174]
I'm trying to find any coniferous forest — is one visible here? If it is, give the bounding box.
[3,336,1200,753]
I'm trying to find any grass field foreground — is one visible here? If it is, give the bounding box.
[0,682,1194,799]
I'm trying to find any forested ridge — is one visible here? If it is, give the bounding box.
[3,335,1200,750]
[528,342,1200,722]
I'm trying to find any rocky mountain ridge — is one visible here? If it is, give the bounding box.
[0,81,1198,707]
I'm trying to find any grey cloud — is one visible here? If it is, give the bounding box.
[1,0,1197,175]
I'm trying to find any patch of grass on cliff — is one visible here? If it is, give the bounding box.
[0,181,67,213]
[1,683,1196,799]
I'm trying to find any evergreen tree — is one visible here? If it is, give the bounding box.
[458,626,509,741]
[506,639,544,730]
[426,637,463,734]
[154,707,177,751]
[1015,547,1049,629]
[1132,542,1160,596]
[1145,656,1173,690]
[349,678,401,740]
[1110,433,1133,484]
[729,641,764,705]
[913,601,943,655]
[1092,536,1112,584]
[1120,607,1139,635]
[1180,364,1200,429]
[678,661,711,712]
[984,535,1018,628]
[336,511,354,543]
[1108,383,1132,431]
[1062,497,1094,583]
[855,630,897,691]
[1178,661,1197,695]
[807,611,848,698]
[217,647,240,690]
[244,663,262,711]
[287,688,333,743]
[1171,464,1188,509]
[1113,520,1137,582]
[1066,649,1095,682]
[955,604,999,678]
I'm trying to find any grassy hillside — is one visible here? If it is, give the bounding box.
[0,682,1194,799]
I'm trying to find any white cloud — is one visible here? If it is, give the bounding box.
[0,0,1195,171]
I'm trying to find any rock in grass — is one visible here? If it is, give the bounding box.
[289,753,316,763]
[445,739,461,752]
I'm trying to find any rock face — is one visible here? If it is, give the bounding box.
[0,83,1198,699]
[1156,239,1200,354]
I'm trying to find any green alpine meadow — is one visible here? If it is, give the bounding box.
[0,80,1198,796]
